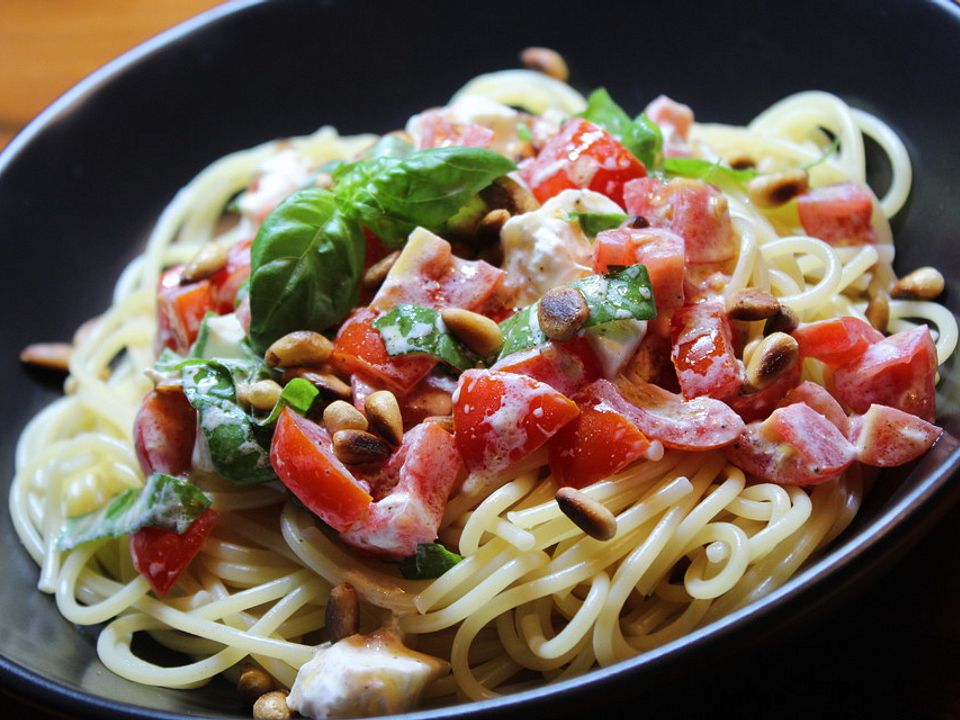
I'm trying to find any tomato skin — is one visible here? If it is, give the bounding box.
[453,369,579,474]
[133,390,197,477]
[645,95,694,158]
[492,336,603,397]
[130,509,218,596]
[728,360,802,423]
[792,317,883,368]
[592,228,686,315]
[270,407,372,532]
[209,238,253,313]
[417,110,496,150]
[155,267,217,355]
[848,404,942,467]
[779,381,849,434]
[797,183,878,246]
[520,118,647,206]
[670,302,743,401]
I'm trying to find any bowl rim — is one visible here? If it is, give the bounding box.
[3,0,960,718]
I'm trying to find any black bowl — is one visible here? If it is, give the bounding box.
[2,0,960,718]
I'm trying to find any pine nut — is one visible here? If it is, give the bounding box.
[246,380,283,411]
[423,415,455,434]
[480,177,540,215]
[476,208,511,245]
[325,582,359,642]
[725,288,781,321]
[333,430,392,465]
[763,304,799,336]
[181,242,228,283]
[538,286,589,341]
[144,368,183,394]
[365,390,404,445]
[363,251,401,289]
[725,152,756,170]
[323,400,368,433]
[253,690,291,720]
[865,290,890,333]
[72,315,101,346]
[556,487,617,541]
[237,663,274,705]
[265,331,333,368]
[20,342,72,372]
[284,368,352,401]
[745,332,799,391]
[520,46,570,82]
[441,308,504,357]
[747,169,809,209]
[891,267,944,300]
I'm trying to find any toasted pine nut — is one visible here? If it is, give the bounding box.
[20,342,72,372]
[726,288,781,321]
[365,390,404,445]
[181,242,229,283]
[725,152,756,170]
[284,368,352,400]
[556,487,617,541]
[326,582,360,642]
[265,331,333,368]
[538,286,590,341]
[747,169,809,209]
[72,315,101,347]
[480,177,540,215]
[333,430,392,465]
[520,46,570,82]
[745,332,799,391]
[423,415,455,433]
[476,208,511,245]
[253,690,291,720]
[441,308,504,357]
[763,304,799,336]
[237,663,274,705]
[363,250,401,289]
[323,400,368,433]
[144,368,182,394]
[891,267,945,301]
[247,380,283,411]
[865,290,890,333]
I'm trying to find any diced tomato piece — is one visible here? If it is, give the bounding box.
[644,95,694,159]
[341,423,463,559]
[593,228,686,314]
[130,509,218,596]
[417,109,496,150]
[155,267,218,354]
[492,336,602,397]
[848,404,942,467]
[453,369,579,474]
[548,392,652,488]
[133,390,197,477]
[779,381,850,434]
[792,317,884,368]
[797,183,878,246]
[728,360,802,423]
[608,377,745,450]
[331,307,437,395]
[209,238,252,313]
[833,326,938,421]
[724,403,857,486]
[270,407,373,532]
[671,302,743,401]
[623,177,736,264]
[520,118,647,206]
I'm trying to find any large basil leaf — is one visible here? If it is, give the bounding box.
[399,543,464,579]
[372,304,479,370]
[58,473,212,550]
[248,188,365,353]
[498,304,547,360]
[580,88,663,171]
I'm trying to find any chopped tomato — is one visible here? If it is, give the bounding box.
[519,118,647,206]
[670,302,743,401]
[792,316,883,368]
[331,307,437,396]
[133,390,197,477]
[848,404,942,467]
[209,238,252,313]
[130,509,218,596]
[417,110,496,150]
[644,95,694,158]
[728,360,802,423]
[623,177,736,264]
[270,407,372,532]
[592,228,686,314]
[779,381,850,434]
[724,403,856,486]
[492,336,602,397]
[833,326,938,421]
[453,369,579,474]
[797,183,878,246]
[155,266,217,354]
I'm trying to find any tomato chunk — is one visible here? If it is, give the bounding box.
[779,381,849,434]
[453,369,579,474]
[130,509,218,596]
[593,228,686,314]
[133,390,197,477]
[797,183,878,246]
[270,407,373,532]
[848,404,942,467]
[728,360,802,423]
[724,403,856,486]
[417,109,496,150]
[209,238,252,313]
[623,177,736,263]
[833,325,938,421]
[671,302,743,401]
[645,95,694,159]
[520,118,647,206]
[792,316,883,369]
[155,267,218,354]
[492,336,602,397]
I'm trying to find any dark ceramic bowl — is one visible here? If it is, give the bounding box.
[2,1,960,718]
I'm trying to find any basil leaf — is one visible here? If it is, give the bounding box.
[579,88,663,170]
[516,123,533,143]
[254,377,318,427]
[333,147,516,247]
[372,304,479,371]
[498,304,546,360]
[570,211,629,238]
[399,543,464,579]
[58,473,212,550]
[154,348,186,373]
[365,134,415,160]
[576,264,657,326]
[663,157,757,184]
[248,188,365,354]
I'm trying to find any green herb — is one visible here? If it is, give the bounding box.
[663,157,757,184]
[498,304,547,359]
[364,134,415,160]
[579,88,663,170]
[516,122,533,143]
[569,211,629,238]
[801,136,841,171]
[372,304,479,370]
[254,377,319,427]
[399,543,464,579]
[58,473,212,551]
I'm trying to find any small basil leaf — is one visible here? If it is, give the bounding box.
[663,157,757,184]
[579,88,663,170]
[516,123,533,143]
[498,304,547,360]
[576,264,657,326]
[570,211,630,238]
[372,304,479,371]
[58,473,212,550]
[255,377,319,427]
[399,543,464,579]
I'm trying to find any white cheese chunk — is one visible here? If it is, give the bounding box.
[197,313,248,360]
[585,319,648,379]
